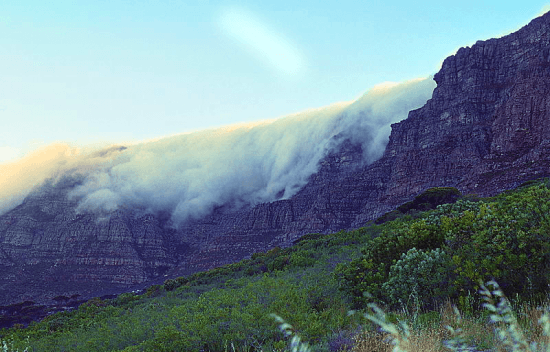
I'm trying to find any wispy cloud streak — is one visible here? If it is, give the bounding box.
[218,7,305,77]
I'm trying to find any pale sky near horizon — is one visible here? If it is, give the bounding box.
[1,1,549,163]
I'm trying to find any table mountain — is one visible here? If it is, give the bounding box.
[2,11,550,305]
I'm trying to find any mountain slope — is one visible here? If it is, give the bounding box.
[177,10,550,273]
[2,11,550,306]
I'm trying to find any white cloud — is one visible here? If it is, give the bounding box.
[539,4,550,16]
[66,77,435,226]
[0,77,436,226]
[0,143,127,216]
[218,7,305,77]
[0,146,21,163]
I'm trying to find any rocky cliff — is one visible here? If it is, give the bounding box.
[2,12,550,305]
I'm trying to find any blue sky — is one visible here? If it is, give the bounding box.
[1,1,549,162]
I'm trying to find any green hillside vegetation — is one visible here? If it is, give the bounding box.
[2,180,550,351]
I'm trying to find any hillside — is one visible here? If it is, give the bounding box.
[1,179,550,351]
[2,10,550,309]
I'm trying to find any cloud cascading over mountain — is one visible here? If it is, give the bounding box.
[0,77,435,225]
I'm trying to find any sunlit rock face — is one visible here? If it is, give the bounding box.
[2,12,550,306]
[182,11,550,271]
[375,11,550,206]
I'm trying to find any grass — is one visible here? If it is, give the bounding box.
[2,272,550,352]
[1,338,28,352]
[275,280,550,352]
[2,181,550,351]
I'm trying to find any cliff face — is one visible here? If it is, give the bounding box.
[380,13,550,203]
[3,12,550,305]
[175,11,550,271]
[0,178,185,304]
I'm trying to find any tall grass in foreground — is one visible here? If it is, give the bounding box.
[276,281,550,352]
[2,280,550,351]
[1,338,28,352]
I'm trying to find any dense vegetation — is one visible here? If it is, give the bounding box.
[1,180,550,351]
[337,180,550,311]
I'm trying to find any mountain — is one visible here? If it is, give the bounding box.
[2,11,550,306]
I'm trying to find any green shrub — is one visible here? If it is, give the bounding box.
[335,218,445,307]
[375,187,461,225]
[289,251,317,268]
[79,297,108,317]
[381,247,456,309]
[145,285,163,298]
[398,187,461,214]
[357,280,550,352]
[113,292,140,306]
[4,180,550,352]
[267,255,290,272]
[338,181,550,309]
[444,185,550,298]
[415,310,440,327]
[162,277,188,292]
[294,233,324,244]
[374,210,403,224]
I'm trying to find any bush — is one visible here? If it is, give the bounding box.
[79,297,108,317]
[113,292,140,306]
[335,218,445,307]
[145,285,163,298]
[267,255,290,272]
[337,181,550,308]
[163,277,188,291]
[289,251,317,268]
[444,185,550,298]
[381,248,456,309]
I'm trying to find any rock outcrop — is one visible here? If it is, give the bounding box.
[2,12,550,305]
[0,178,184,304]
[380,14,550,202]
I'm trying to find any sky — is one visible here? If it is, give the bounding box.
[1,1,549,162]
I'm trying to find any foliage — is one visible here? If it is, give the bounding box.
[271,314,312,352]
[0,237,362,351]
[337,180,550,309]
[396,187,461,214]
[446,185,550,298]
[357,281,550,352]
[2,179,550,351]
[382,247,456,309]
[162,277,188,292]
[375,187,461,224]
[1,337,29,352]
[335,216,445,307]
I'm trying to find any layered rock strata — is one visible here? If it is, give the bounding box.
[2,12,550,305]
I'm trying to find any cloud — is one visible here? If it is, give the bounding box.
[218,7,305,77]
[0,77,436,226]
[339,77,437,162]
[0,146,21,163]
[0,143,127,215]
[539,4,550,16]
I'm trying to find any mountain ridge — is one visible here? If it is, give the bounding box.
[2,11,550,306]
